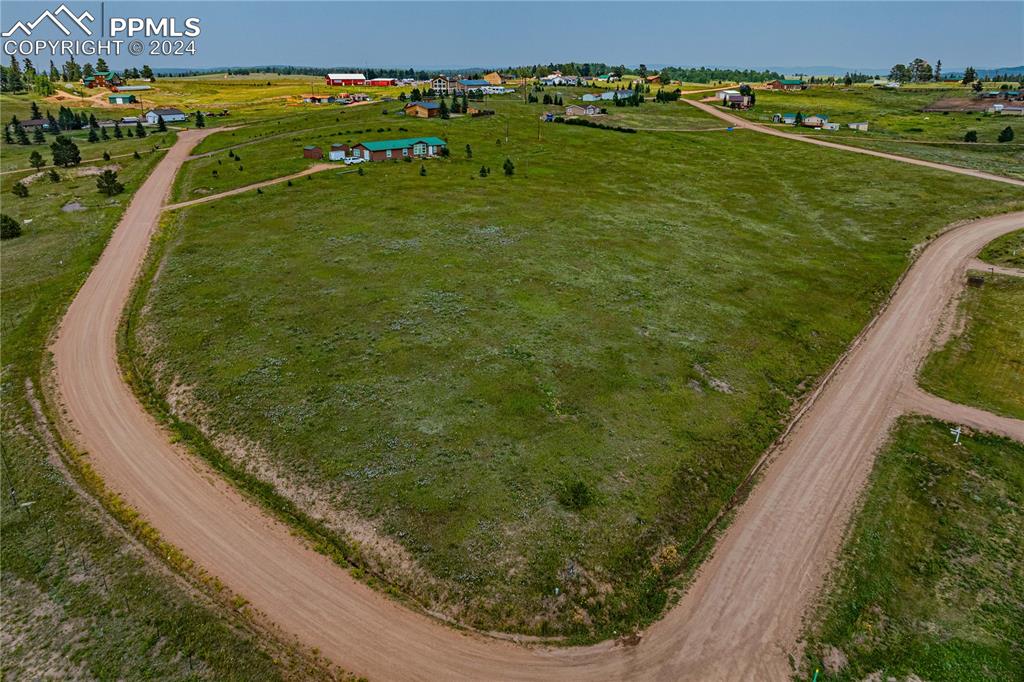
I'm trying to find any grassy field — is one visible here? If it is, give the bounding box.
[0,136,329,678]
[920,274,1024,419]
[978,229,1024,267]
[131,98,1024,638]
[802,416,1024,681]
[725,86,1023,178]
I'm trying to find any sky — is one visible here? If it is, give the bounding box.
[3,1,1021,72]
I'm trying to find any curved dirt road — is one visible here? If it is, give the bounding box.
[52,128,1024,679]
[685,99,1024,187]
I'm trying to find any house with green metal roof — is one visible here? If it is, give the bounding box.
[350,137,447,162]
[766,78,807,91]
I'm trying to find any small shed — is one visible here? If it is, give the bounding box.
[847,121,869,131]
[303,145,323,159]
[109,94,137,104]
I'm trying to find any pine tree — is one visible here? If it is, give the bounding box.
[30,101,41,118]
[32,127,45,144]
[101,126,109,140]
[29,150,44,169]
[96,169,124,196]
[114,123,123,139]
[136,121,147,138]
[51,135,82,167]
[3,127,12,144]
[503,157,515,176]
[195,111,206,128]
[15,124,30,145]
[419,164,427,176]
[11,181,29,197]
[88,127,99,143]
[964,130,978,142]
[439,98,449,119]
[934,60,942,82]
[465,144,472,159]
[48,169,60,183]
[156,115,167,132]
[0,214,22,239]
[998,126,1015,143]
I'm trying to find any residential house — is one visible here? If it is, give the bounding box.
[456,79,490,92]
[645,75,662,85]
[847,121,869,131]
[325,73,367,86]
[717,89,741,101]
[108,94,137,104]
[9,118,49,132]
[404,101,440,118]
[765,79,806,91]
[565,104,601,117]
[431,75,456,95]
[303,145,323,159]
[328,143,350,161]
[349,136,447,162]
[596,73,620,83]
[801,114,829,128]
[600,90,633,101]
[144,108,186,124]
[722,93,753,109]
[772,113,798,124]
[82,71,120,88]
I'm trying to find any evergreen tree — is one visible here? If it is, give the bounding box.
[48,169,60,183]
[503,157,515,176]
[3,127,12,144]
[96,169,124,195]
[30,101,41,118]
[29,150,44,169]
[156,115,167,132]
[32,127,45,144]
[439,98,450,119]
[51,135,82,166]
[998,126,1015,143]
[0,214,21,239]
[964,130,978,142]
[87,127,99,143]
[102,151,111,161]
[934,59,942,81]
[465,144,472,159]
[961,66,977,84]
[101,126,109,140]
[419,164,427,176]
[15,124,30,145]
[89,113,99,128]
[95,58,108,72]
[136,120,147,138]
[47,112,59,131]
[195,111,206,128]
[11,181,28,197]
[113,123,123,139]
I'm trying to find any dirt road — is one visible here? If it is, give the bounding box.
[685,99,1024,187]
[51,129,1024,679]
[163,163,336,211]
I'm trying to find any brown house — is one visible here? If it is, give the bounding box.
[404,101,440,118]
[483,71,503,86]
[303,145,323,159]
[765,79,807,91]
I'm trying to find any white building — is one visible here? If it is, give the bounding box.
[145,108,186,124]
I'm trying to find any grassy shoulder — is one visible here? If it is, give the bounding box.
[134,100,1024,639]
[978,229,1024,268]
[919,274,1024,419]
[801,416,1024,681]
[0,138,330,678]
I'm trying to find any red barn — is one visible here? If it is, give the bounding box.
[367,78,396,87]
[325,73,366,86]
[303,145,323,159]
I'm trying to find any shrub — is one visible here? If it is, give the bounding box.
[47,169,60,183]
[558,479,594,511]
[96,169,124,196]
[998,126,1015,143]
[964,130,978,143]
[11,181,28,198]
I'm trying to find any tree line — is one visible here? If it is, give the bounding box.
[0,55,157,94]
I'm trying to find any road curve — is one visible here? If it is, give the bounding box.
[52,127,1024,680]
[685,99,1024,187]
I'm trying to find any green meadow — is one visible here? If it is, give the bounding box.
[131,98,1024,637]
[803,417,1024,681]
[920,274,1024,419]
[0,138,328,677]
[728,86,1023,178]
[979,228,1024,267]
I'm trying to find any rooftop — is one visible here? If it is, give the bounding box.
[356,136,447,151]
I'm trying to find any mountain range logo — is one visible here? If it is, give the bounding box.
[2,4,95,37]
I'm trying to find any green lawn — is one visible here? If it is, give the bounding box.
[978,229,1024,268]
[132,101,1024,639]
[919,274,1024,419]
[0,138,322,678]
[802,417,1024,681]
